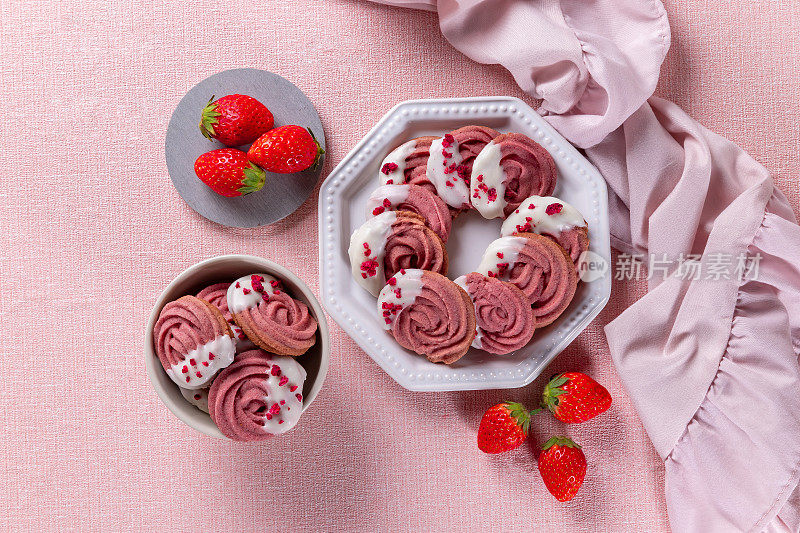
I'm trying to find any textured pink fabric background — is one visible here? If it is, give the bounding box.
[0,0,797,531]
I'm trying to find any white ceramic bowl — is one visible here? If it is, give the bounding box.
[144,255,330,439]
[318,96,611,392]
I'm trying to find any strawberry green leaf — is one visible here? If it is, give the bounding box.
[199,95,220,140]
[237,162,266,195]
[541,373,569,414]
[503,401,531,435]
[542,436,581,451]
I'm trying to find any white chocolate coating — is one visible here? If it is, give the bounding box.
[476,236,528,279]
[227,273,281,314]
[470,141,507,219]
[180,386,209,413]
[258,355,307,435]
[453,275,483,349]
[165,334,236,390]
[230,322,257,352]
[377,268,424,330]
[348,211,397,296]
[501,195,586,238]
[427,135,469,208]
[365,184,411,217]
[378,140,417,185]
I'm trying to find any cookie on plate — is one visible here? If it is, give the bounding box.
[477,234,578,326]
[365,184,453,243]
[454,272,536,355]
[377,136,438,193]
[501,195,589,267]
[378,269,475,364]
[470,133,557,219]
[349,210,448,296]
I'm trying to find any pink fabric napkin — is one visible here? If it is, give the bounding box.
[369,0,800,531]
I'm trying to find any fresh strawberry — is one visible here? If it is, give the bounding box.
[194,148,265,197]
[541,372,611,424]
[199,94,274,147]
[538,436,587,502]
[247,125,324,174]
[477,401,532,454]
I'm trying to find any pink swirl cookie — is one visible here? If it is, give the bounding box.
[454,273,536,355]
[208,349,307,441]
[378,136,438,194]
[501,195,589,266]
[349,211,448,295]
[227,274,318,356]
[478,234,578,326]
[470,133,557,219]
[366,184,453,243]
[153,295,235,389]
[378,269,475,364]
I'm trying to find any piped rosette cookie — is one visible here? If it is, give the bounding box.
[196,282,257,352]
[378,269,476,364]
[208,349,307,441]
[348,211,448,295]
[501,196,589,267]
[365,184,453,243]
[453,273,536,355]
[424,126,497,211]
[477,234,578,327]
[378,136,438,193]
[227,274,318,356]
[153,295,236,389]
[470,133,558,219]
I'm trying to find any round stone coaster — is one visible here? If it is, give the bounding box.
[165,68,325,227]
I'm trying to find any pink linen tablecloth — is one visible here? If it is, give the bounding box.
[0,0,797,531]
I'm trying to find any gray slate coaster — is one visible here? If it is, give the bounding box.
[165,69,325,227]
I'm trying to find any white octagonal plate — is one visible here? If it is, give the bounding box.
[318,97,611,392]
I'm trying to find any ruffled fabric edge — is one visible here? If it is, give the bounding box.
[543,0,670,147]
[662,209,800,532]
[607,202,800,532]
[665,206,800,531]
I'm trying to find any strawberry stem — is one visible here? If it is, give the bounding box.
[307,127,325,170]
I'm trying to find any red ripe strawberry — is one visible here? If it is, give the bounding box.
[542,372,611,424]
[247,125,325,174]
[538,436,587,502]
[194,148,265,197]
[477,401,532,454]
[199,94,274,147]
